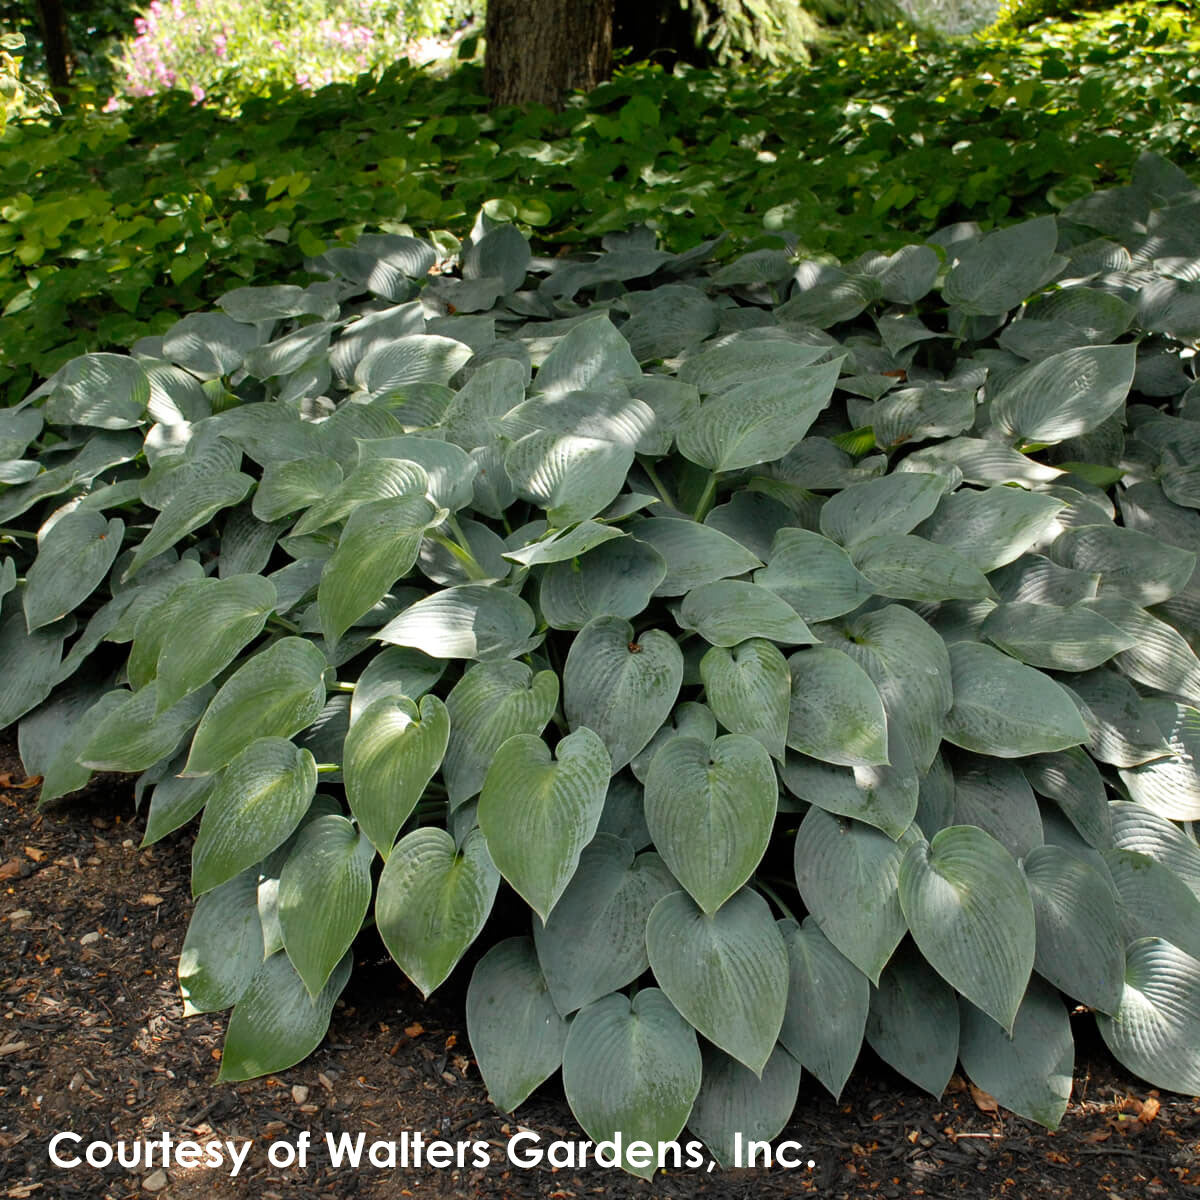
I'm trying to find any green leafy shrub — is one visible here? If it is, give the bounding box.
[5,151,1200,1168]
[2,2,1198,404]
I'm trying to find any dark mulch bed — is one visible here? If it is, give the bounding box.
[1,740,1198,1200]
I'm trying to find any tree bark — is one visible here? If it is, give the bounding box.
[35,0,72,104]
[484,0,614,110]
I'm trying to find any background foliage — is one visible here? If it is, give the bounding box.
[2,3,1198,407]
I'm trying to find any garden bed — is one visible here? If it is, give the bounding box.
[2,749,1196,1200]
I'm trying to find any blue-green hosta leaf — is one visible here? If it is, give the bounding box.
[141,768,216,847]
[677,580,814,648]
[819,472,948,549]
[252,457,344,523]
[992,344,1136,443]
[871,385,975,448]
[780,750,918,840]
[23,512,123,632]
[942,215,1062,316]
[533,834,676,1015]
[34,690,129,806]
[899,825,1035,1033]
[778,917,868,1100]
[79,683,213,773]
[786,646,889,768]
[866,942,959,1096]
[700,639,790,760]
[463,221,530,293]
[356,436,478,513]
[644,734,776,914]
[647,888,788,1076]
[1023,747,1111,850]
[850,534,993,603]
[1110,802,1200,902]
[376,827,499,997]
[124,472,255,580]
[291,457,429,536]
[753,528,873,623]
[629,517,762,597]
[1105,849,1200,962]
[777,272,881,327]
[900,437,1062,488]
[793,807,915,983]
[532,315,640,399]
[443,661,559,807]
[354,334,472,399]
[1117,700,1200,822]
[503,521,624,567]
[349,646,444,724]
[678,336,827,396]
[161,312,263,378]
[466,936,569,1112]
[317,494,444,646]
[539,537,667,630]
[505,431,633,527]
[952,757,1043,858]
[179,868,264,1015]
[40,352,150,428]
[344,694,449,857]
[502,391,658,452]
[917,486,1066,574]
[958,978,1073,1130]
[1097,938,1200,1096]
[826,605,951,774]
[563,616,683,773]
[944,642,1088,758]
[375,584,538,661]
[1022,844,1125,1015]
[278,814,374,997]
[154,574,277,712]
[1050,525,1195,607]
[981,602,1135,672]
[687,1043,802,1168]
[629,701,718,783]
[440,357,527,450]
[217,949,350,1082]
[1061,670,1169,768]
[622,284,719,360]
[191,737,317,896]
[676,360,841,473]
[479,728,610,921]
[563,988,701,1180]
[705,490,794,562]
[1086,597,1200,705]
[182,637,328,777]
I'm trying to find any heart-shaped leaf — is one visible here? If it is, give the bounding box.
[646,888,788,1075]
[344,694,449,856]
[644,734,776,913]
[376,827,500,996]
[478,728,611,921]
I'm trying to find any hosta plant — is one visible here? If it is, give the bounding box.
[6,151,1200,1173]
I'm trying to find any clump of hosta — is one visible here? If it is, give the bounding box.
[5,151,1200,1175]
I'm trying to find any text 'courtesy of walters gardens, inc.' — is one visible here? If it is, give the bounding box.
[48,1128,818,1176]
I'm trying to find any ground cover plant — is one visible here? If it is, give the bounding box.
[2,0,1199,404]
[2,148,1200,1174]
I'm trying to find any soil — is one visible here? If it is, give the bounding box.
[1,740,1198,1200]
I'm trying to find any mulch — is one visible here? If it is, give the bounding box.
[1,738,1197,1200]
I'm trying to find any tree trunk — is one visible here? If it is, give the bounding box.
[484,0,613,110]
[35,0,72,105]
